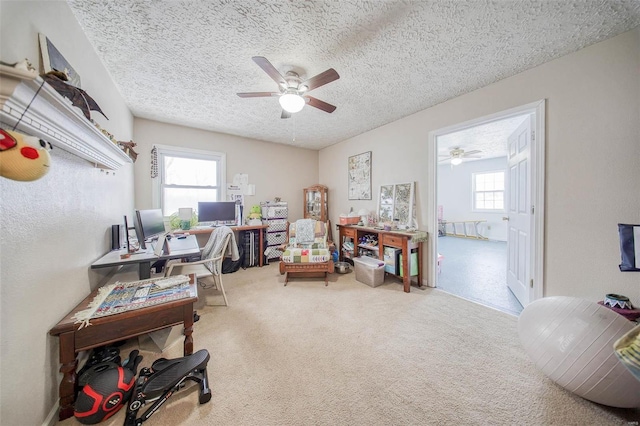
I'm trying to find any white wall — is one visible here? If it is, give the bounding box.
[133,118,320,221]
[320,28,640,307]
[438,157,508,241]
[0,2,134,425]
[3,4,639,423]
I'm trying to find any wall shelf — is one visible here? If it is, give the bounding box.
[0,64,131,170]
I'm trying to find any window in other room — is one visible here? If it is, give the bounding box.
[154,145,226,216]
[472,170,505,211]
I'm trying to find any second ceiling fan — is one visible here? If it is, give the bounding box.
[237,56,339,119]
[439,147,483,165]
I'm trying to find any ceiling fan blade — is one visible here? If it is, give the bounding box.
[237,92,279,98]
[464,155,482,158]
[305,96,336,113]
[463,150,482,156]
[252,56,286,87]
[281,110,291,119]
[301,68,340,91]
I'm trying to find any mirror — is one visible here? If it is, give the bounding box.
[378,182,416,228]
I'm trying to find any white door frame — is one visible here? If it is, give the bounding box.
[426,100,546,303]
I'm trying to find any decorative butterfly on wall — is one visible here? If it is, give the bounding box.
[41,72,108,121]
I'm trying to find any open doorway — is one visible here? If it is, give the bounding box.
[427,101,546,314]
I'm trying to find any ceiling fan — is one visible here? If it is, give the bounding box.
[439,147,482,165]
[237,56,339,119]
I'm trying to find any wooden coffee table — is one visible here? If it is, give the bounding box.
[49,275,198,420]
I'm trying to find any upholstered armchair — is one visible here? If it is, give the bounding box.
[279,219,335,286]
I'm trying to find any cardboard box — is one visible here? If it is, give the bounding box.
[353,256,385,287]
[138,325,183,353]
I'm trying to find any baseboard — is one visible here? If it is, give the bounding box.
[43,403,58,426]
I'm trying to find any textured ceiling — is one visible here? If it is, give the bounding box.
[67,0,640,150]
[437,114,528,163]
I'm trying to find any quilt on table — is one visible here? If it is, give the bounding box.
[281,247,331,263]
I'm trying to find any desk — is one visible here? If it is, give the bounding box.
[337,225,427,293]
[49,275,198,421]
[91,235,201,279]
[176,224,269,267]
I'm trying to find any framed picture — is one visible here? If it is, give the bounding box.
[377,182,416,228]
[39,33,81,88]
[348,151,371,200]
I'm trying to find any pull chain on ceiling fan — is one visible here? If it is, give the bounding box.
[237,56,340,118]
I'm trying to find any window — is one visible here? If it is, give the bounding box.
[153,145,226,216]
[473,171,505,211]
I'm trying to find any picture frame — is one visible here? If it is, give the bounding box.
[348,151,371,200]
[377,182,416,228]
[38,33,81,88]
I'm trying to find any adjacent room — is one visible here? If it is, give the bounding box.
[1,1,639,425]
[436,113,534,315]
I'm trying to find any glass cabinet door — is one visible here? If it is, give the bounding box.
[304,185,328,221]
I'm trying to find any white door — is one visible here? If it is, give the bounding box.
[506,115,534,306]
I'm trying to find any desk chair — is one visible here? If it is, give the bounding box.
[165,226,237,306]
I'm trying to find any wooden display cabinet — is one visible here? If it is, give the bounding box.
[304,184,328,222]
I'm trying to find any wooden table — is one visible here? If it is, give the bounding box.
[49,275,198,420]
[337,225,427,293]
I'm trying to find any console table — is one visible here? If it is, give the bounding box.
[337,225,427,293]
[49,275,197,421]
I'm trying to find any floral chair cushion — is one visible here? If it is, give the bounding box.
[282,220,331,263]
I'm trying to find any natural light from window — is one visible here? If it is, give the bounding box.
[473,171,505,211]
[160,152,222,216]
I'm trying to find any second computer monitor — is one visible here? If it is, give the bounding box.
[198,201,236,225]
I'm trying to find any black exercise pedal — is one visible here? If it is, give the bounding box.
[143,350,209,397]
[124,350,211,426]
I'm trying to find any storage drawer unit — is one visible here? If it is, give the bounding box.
[261,201,288,261]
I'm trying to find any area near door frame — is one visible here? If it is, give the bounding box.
[426,100,546,304]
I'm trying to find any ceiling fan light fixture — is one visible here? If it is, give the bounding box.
[451,157,462,166]
[279,92,305,113]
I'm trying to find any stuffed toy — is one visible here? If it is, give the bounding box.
[247,205,262,225]
[0,129,52,181]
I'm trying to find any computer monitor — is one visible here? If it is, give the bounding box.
[134,209,166,249]
[198,201,236,225]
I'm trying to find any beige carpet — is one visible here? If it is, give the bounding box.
[60,264,639,425]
